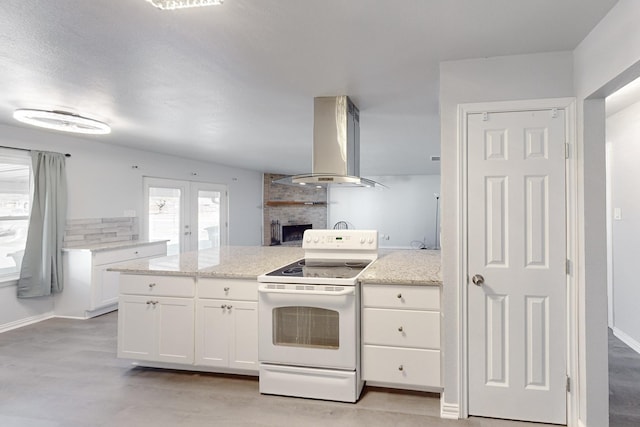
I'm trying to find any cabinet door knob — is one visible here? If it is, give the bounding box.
[221,304,227,309]
[146,301,152,305]
[398,365,404,371]
[148,283,156,288]
[398,326,404,332]
[134,251,139,255]
[227,305,232,309]
[396,293,402,299]
[224,287,230,292]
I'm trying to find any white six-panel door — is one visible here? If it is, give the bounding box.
[467,109,567,424]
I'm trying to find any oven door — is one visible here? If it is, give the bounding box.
[258,283,357,370]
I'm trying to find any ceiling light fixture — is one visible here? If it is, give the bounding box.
[146,0,224,10]
[13,109,111,135]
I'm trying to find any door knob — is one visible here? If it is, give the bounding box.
[471,274,485,286]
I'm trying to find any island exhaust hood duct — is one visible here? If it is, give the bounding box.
[274,96,384,188]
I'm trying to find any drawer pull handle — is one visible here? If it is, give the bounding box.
[396,293,402,299]
[146,301,151,305]
[148,283,156,288]
[398,365,404,372]
[398,326,403,332]
[224,287,230,292]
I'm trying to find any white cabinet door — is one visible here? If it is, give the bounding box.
[118,295,156,361]
[118,295,194,365]
[156,297,195,364]
[194,299,258,371]
[91,265,120,310]
[195,299,229,367]
[228,301,258,371]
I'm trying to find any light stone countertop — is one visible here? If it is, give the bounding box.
[109,246,304,279]
[359,249,441,286]
[62,239,168,253]
[107,245,441,285]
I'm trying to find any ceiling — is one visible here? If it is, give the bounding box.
[1,0,618,176]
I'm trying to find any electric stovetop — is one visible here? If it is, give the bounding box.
[264,259,371,280]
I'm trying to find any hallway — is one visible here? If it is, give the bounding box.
[609,329,640,426]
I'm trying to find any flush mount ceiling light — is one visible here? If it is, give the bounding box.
[13,109,111,135]
[146,0,224,10]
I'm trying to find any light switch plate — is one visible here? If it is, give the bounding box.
[614,208,622,220]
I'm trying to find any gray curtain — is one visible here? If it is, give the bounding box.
[17,151,67,298]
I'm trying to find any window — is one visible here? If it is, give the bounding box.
[0,149,31,280]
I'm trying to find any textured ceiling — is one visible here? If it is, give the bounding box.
[0,0,618,176]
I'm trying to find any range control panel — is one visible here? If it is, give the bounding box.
[302,229,378,250]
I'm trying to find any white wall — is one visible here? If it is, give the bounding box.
[0,122,263,329]
[572,1,640,425]
[607,102,640,351]
[439,51,574,415]
[328,175,440,249]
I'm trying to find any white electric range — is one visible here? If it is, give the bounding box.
[257,229,378,403]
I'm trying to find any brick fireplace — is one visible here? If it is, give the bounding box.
[263,173,327,246]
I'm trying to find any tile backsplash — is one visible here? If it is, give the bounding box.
[63,217,139,247]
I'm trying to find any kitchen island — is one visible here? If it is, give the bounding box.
[110,246,442,388]
[110,246,304,373]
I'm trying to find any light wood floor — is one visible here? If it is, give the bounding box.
[0,312,632,426]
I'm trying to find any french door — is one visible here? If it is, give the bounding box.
[143,177,227,255]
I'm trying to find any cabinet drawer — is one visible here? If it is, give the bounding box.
[93,243,166,266]
[120,274,195,297]
[362,345,441,388]
[198,278,258,301]
[362,308,440,349]
[362,285,440,310]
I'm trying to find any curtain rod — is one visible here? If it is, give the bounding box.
[0,145,71,158]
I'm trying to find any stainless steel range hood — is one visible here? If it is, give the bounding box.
[274,96,384,188]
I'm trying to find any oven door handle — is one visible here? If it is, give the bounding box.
[258,284,355,296]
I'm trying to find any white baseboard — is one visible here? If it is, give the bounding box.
[440,399,460,419]
[0,311,54,333]
[612,326,640,355]
[577,418,587,427]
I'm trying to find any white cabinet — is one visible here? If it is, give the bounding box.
[195,279,258,373]
[118,274,195,365]
[55,242,167,318]
[361,284,442,390]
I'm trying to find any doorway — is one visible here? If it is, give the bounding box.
[143,177,228,255]
[604,78,640,427]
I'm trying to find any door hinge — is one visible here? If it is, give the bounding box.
[566,259,571,275]
[565,143,570,159]
[551,108,558,118]
[566,375,571,392]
